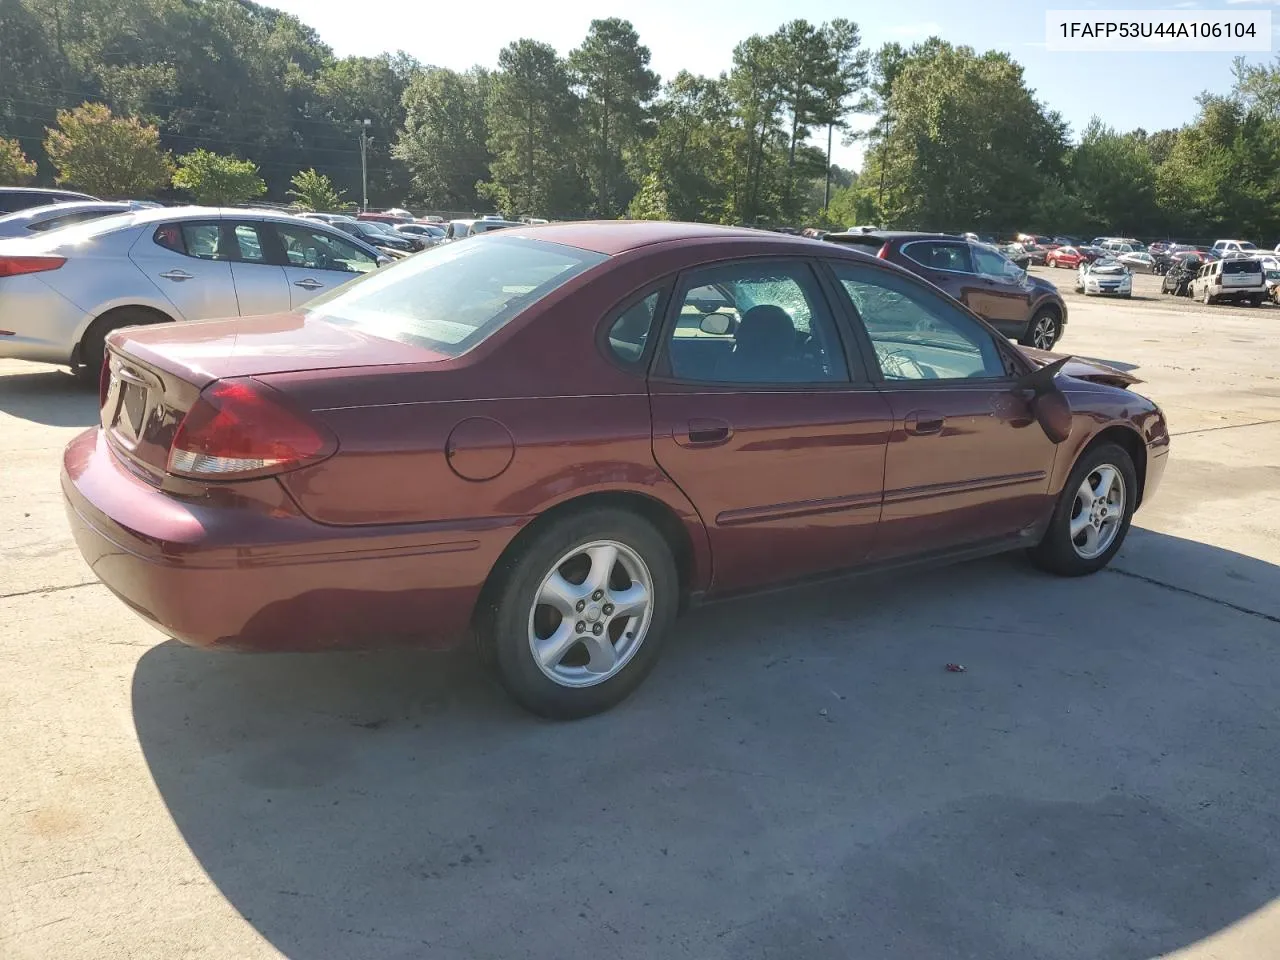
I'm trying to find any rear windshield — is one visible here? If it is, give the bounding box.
[16,212,140,250]
[1223,259,1262,274]
[304,235,606,355]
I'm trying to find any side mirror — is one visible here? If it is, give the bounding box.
[1015,356,1072,444]
[700,312,735,336]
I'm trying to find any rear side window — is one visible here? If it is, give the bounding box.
[1223,259,1261,275]
[903,241,972,273]
[304,235,606,356]
[606,291,661,365]
[153,222,222,259]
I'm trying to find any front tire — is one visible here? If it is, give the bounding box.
[479,507,678,719]
[1019,308,1061,350]
[1201,285,1213,305]
[1029,442,1137,577]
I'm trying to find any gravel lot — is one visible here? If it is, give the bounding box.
[2,282,1279,960]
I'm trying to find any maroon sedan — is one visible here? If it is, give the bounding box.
[63,222,1170,718]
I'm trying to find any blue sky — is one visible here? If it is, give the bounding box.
[267,0,1278,170]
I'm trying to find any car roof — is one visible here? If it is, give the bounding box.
[824,230,961,246]
[0,186,96,197]
[0,200,130,221]
[489,219,823,256]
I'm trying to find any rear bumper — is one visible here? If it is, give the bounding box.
[0,274,88,363]
[61,428,522,651]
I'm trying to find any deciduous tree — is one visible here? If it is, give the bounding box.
[43,102,174,197]
[172,149,266,205]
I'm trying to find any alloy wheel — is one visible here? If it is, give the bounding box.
[1069,464,1125,560]
[1032,315,1057,350]
[527,540,654,688]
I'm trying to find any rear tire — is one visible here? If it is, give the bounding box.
[478,507,679,719]
[1201,286,1213,305]
[1029,442,1137,577]
[73,307,167,384]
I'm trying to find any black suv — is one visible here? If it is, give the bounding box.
[824,231,1068,350]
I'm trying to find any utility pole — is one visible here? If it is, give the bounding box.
[359,119,372,212]
[824,122,834,212]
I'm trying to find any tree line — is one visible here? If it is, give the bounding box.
[2,0,1279,240]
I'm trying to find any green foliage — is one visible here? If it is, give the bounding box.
[569,18,659,217]
[43,102,174,197]
[5,0,1280,238]
[395,67,491,209]
[479,39,587,218]
[172,149,266,205]
[0,137,37,185]
[626,171,671,220]
[287,168,346,211]
[860,41,1068,234]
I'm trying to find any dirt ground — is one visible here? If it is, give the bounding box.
[2,282,1278,960]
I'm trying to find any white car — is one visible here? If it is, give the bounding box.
[0,206,386,378]
[1190,257,1267,306]
[1076,258,1132,297]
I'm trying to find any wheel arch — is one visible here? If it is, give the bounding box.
[1067,424,1149,508]
[71,302,176,366]
[472,489,709,631]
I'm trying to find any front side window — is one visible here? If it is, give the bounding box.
[275,224,378,274]
[830,261,1007,382]
[663,261,849,384]
[230,223,269,263]
[305,235,605,356]
[971,244,1023,280]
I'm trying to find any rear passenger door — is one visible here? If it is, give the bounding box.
[128,220,240,321]
[223,220,291,316]
[648,258,893,593]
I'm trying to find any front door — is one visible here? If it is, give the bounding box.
[826,260,1057,560]
[270,222,380,309]
[967,243,1034,336]
[128,219,239,321]
[223,221,291,316]
[648,258,893,594]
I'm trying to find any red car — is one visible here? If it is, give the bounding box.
[1046,246,1089,269]
[62,223,1170,718]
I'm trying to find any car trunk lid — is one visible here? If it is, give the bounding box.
[101,312,448,480]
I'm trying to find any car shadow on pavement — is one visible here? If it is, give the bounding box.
[131,530,1280,960]
[0,368,97,427]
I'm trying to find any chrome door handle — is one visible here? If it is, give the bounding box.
[158,269,193,281]
[293,278,324,290]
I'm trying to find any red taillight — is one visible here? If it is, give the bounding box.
[876,243,889,259]
[0,255,66,278]
[167,379,336,479]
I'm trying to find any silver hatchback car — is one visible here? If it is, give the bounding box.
[0,206,385,378]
